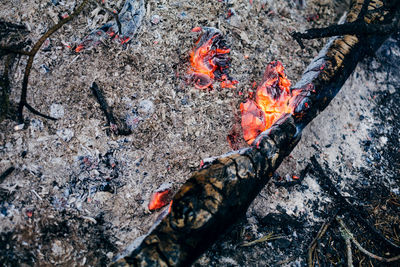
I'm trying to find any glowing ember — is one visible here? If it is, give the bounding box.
[241,61,298,144]
[148,189,172,211]
[189,27,237,89]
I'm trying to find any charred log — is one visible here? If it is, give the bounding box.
[291,0,400,49]
[111,1,398,266]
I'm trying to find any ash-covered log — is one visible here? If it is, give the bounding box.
[111,0,399,266]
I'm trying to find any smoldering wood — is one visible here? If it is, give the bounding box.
[111,0,398,266]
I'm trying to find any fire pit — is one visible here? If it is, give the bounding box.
[0,0,399,266]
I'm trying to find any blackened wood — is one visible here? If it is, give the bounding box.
[0,166,15,184]
[90,82,133,136]
[111,1,398,266]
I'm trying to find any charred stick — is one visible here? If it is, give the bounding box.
[90,82,118,129]
[112,1,398,266]
[17,0,89,123]
[0,46,32,56]
[0,166,15,184]
[0,54,12,121]
[291,0,400,49]
[90,82,132,136]
[291,22,397,49]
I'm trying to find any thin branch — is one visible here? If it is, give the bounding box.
[90,82,132,136]
[17,0,90,123]
[311,156,400,250]
[339,222,354,267]
[308,210,338,267]
[337,217,400,263]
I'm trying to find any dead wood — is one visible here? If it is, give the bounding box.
[111,1,398,266]
[91,82,132,136]
[291,0,400,49]
[0,166,15,184]
[311,156,400,250]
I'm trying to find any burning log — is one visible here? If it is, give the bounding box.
[111,1,399,266]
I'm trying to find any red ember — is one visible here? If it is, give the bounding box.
[241,61,299,144]
[189,27,237,89]
[148,189,172,211]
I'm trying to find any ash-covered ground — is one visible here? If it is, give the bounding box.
[0,0,399,266]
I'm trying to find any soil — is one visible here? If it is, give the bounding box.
[0,0,399,266]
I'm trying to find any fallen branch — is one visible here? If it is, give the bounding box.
[111,1,399,266]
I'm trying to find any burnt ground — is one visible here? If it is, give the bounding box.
[0,0,399,266]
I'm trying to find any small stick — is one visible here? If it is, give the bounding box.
[291,21,398,48]
[1,54,12,121]
[0,46,32,56]
[90,82,132,136]
[90,82,117,130]
[337,217,400,263]
[308,210,338,267]
[311,156,400,250]
[0,166,15,184]
[17,0,90,123]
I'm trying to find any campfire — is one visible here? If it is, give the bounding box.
[0,0,399,266]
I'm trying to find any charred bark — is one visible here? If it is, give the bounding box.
[111,1,399,266]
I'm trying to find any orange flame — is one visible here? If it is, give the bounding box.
[148,189,171,211]
[189,28,237,89]
[241,61,298,144]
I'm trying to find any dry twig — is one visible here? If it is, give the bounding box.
[337,217,400,263]
[0,0,90,123]
[308,211,337,267]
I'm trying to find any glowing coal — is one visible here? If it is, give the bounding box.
[241,61,299,144]
[188,27,237,89]
[148,183,173,211]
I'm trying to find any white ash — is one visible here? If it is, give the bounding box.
[50,103,65,119]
